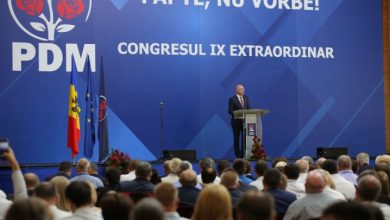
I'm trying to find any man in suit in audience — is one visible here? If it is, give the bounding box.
[220,170,244,207]
[356,152,373,175]
[263,169,296,217]
[228,84,250,158]
[178,170,200,206]
[121,162,155,193]
[45,161,72,181]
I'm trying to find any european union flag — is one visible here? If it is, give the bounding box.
[83,58,96,159]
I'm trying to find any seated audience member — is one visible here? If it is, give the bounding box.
[120,162,155,194]
[45,161,72,181]
[0,147,28,219]
[99,192,133,220]
[50,176,71,212]
[197,158,220,184]
[88,163,107,186]
[316,157,326,168]
[155,182,188,220]
[178,169,201,206]
[24,173,40,196]
[220,170,244,207]
[263,168,296,216]
[192,184,233,220]
[130,198,165,220]
[302,156,314,165]
[244,160,256,180]
[317,169,347,201]
[34,182,71,219]
[283,170,341,220]
[321,201,383,220]
[233,159,253,184]
[120,160,140,182]
[5,197,53,220]
[375,163,390,183]
[355,175,390,220]
[337,155,358,185]
[70,158,104,189]
[223,168,257,193]
[63,181,103,220]
[162,158,182,184]
[237,191,275,220]
[284,164,305,198]
[151,168,162,185]
[375,155,390,167]
[201,168,217,186]
[98,167,121,201]
[376,171,390,205]
[174,161,201,189]
[250,160,268,191]
[217,160,231,177]
[322,159,355,200]
[295,159,309,184]
[163,160,171,177]
[356,152,373,175]
[272,157,288,168]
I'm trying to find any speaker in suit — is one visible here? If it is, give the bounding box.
[228,85,250,158]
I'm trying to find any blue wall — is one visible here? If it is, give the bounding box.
[0,0,385,163]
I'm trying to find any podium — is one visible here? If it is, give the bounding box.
[234,109,270,159]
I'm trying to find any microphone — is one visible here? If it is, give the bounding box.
[160,101,164,109]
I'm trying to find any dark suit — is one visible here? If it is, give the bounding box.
[120,178,155,193]
[228,188,245,207]
[178,185,201,206]
[357,163,372,175]
[228,95,250,158]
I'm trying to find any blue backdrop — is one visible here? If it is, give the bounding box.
[0,0,385,163]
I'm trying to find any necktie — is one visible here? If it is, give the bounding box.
[240,96,244,108]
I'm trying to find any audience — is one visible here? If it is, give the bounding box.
[69,158,104,189]
[63,181,103,220]
[120,160,140,182]
[217,160,231,177]
[243,160,256,180]
[24,173,40,196]
[376,171,390,205]
[201,167,217,186]
[162,158,182,184]
[322,159,356,200]
[192,184,233,220]
[197,158,220,184]
[337,155,358,185]
[99,192,133,220]
[263,168,296,217]
[50,176,71,212]
[88,163,107,186]
[355,175,390,220]
[177,169,200,206]
[130,198,165,220]
[295,159,309,184]
[321,201,383,220]
[120,162,155,194]
[5,197,53,220]
[356,152,373,174]
[220,170,244,207]
[45,161,72,181]
[237,191,275,220]
[34,182,71,219]
[233,159,253,184]
[250,160,268,191]
[316,157,326,168]
[284,170,341,220]
[284,164,305,198]
[155,182,188,220]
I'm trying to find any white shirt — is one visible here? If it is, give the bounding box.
[250,176,264,191]
[0,170,28,220]
[286,179,306,199]
[62,206,103,220]
[49,205,71,220]
[323,186,347,201]
[296,173,308,184]
[165,212,189,220]
[162,174,179,184]
[362,201,390,220]
[120,171,136,182]
[331,174,356,200]
[196,174,220,184]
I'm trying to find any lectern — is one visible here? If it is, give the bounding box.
[234,109,270,159]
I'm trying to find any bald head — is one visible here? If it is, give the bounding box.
[77,158,90,173]
[305,170,325,193]
[356,175,382,202]
[296,159,309,173]
[337,155,352,171]
[235,84,245,96]
[24,173,40,190]
[179,169,197,187]
[221,171,239,189]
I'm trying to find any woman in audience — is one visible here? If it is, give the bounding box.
[50,176,71,212]
[192,184,233,220]
[377,171,390,205]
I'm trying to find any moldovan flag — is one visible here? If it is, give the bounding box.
[67,60,81,159]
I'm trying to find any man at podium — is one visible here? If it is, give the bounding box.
[228,84,250,158]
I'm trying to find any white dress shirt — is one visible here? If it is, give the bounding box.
[49,205,71,220]
[362,201,390,220]
[296,173,308,184]
[196,174,220,184]
[331,173,356,200]
[250,176,264,191]
[120,171,136,182]
[165,212,189,220]
[61,206,103,220]
[162,174,180,184]
[286,179,306,199]
[323,186,347,201]
[0,170,28,220]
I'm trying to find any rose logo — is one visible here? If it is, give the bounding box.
[9,0,92,41]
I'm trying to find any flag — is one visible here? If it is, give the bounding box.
[83,58,96,159]
[67,60,81,159]
[98,57,109,161]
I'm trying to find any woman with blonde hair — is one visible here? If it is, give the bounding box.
[50,176,71,211]
[192,184,233,220]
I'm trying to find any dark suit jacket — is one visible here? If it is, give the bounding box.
[238,181,258,193]
[228,95,250,120]
[357,163,372,175]
[120,178,155,193]
[229,188,245,207]
[178,185,201,206]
